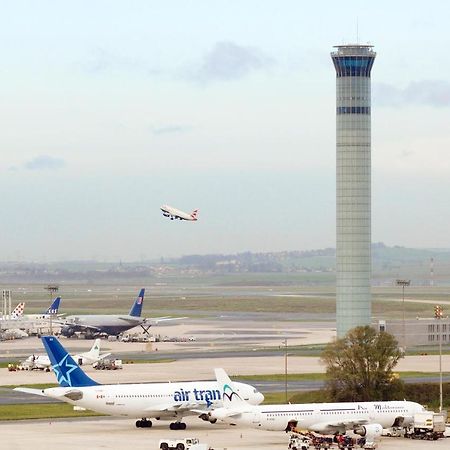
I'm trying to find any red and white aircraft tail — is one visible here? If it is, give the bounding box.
[11,302,25,319]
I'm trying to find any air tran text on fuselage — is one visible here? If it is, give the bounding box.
[173,388,221,403]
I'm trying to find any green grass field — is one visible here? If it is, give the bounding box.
[0,403,103,421]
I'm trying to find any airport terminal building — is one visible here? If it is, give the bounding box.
[377,317,450,347]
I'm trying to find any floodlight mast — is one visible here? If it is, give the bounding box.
[434,304,443,412]
[395,279,410,351]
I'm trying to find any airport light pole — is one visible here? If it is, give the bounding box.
[396,279,410,352]
[45,285,59,336]
[434,304,443,412]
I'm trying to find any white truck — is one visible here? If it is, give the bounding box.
[405,411,446,440]
[158,438,210,450]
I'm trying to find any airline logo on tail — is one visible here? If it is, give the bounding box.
[222,383,242,402]
[129,288,145,317]
[52,353,78,387]
[45,297,61,315]
[190,209,199,220]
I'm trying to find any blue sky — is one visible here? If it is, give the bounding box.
[1,1,450,260]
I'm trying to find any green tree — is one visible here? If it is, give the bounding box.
[321,326,405,402]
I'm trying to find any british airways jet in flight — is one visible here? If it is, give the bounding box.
[160,205,198,221]
[15,337,264,430]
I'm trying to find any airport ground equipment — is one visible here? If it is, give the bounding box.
[404,411,446,440]
[288,434,311,450]
[158,438,210,450]
[93,358,122,370]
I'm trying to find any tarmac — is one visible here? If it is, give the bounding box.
[0,416,448,450]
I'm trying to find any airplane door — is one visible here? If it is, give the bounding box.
[105,393,115,406]
[252,412,261,426]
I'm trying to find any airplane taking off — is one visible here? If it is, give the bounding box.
[16,337,264,430]
[59,289,148,338]
[161,205,198,221]
[205,369,425,441]
[21,338,111,370]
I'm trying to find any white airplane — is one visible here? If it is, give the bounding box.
[205,369,425,442]
[23,296,62,320]
[21,338,111,371]
[0,297,61,322]
[16,336,264,430]
[160,205,198,221]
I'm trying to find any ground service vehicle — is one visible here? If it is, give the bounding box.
[158,438,208,450]
[405,411,446,440]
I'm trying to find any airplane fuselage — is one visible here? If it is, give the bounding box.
[215,400,424,432]
[44,381,263,419]
[61,314,144,336]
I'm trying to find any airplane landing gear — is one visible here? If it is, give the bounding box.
[169,422,186,430]
[136,419,152,428]
[140,324,151,335]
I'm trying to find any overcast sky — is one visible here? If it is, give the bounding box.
[1,1,450,261]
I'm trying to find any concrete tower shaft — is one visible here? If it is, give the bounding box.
[331,45,376,337]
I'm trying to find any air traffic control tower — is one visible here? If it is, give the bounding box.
[331,44,376,337]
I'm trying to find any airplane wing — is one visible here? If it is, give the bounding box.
[64,323,103,332]
[98,352,112,360]
[313,419,370,432]
[118,316,141,323]
[146,402,205,413]
[14,387,47,397]
[150,316,188,324]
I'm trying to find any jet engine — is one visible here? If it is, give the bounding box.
[354,423,383,441]
[198,413,217,424]
[61,326,75,337]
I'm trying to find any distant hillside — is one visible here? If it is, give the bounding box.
[1,243,450,284]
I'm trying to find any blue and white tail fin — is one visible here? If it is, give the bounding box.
[41,336,99,387]
[45,296,61,315]
[129,288,145,317]
[214,368,248,408]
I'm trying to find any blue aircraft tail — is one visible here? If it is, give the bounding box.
[128,288,145,317]
[45,296,61,315]
[41,336,99,387]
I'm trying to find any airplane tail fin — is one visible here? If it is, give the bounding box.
[85,338,101,359]
[41,336,99,387]
[214,368,248,408]
[129,288,145,317]
[11,302,25,319]
[190,209,199,220]
[45,296,61,315]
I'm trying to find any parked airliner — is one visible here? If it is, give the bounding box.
[59,289,147,338]
[21,338,110,370]
[160,205,198,221]
[16,337,264,430]
[205,369,425,441]
[23,296,62,320]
